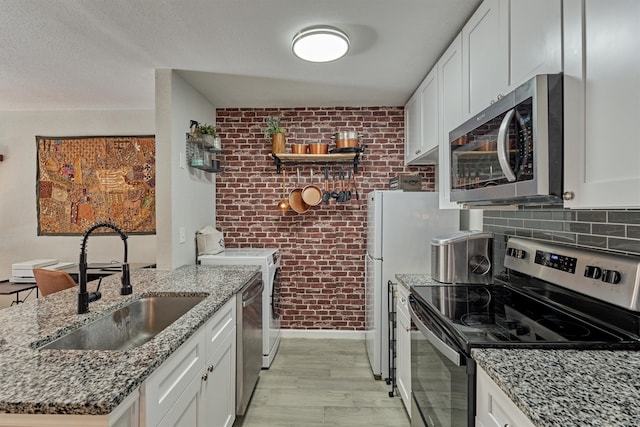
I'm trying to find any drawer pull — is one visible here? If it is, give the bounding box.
[208,364,214,372]
[202,372,208,382]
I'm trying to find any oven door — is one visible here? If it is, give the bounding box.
[410,296,475,427]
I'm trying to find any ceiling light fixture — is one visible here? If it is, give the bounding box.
[292,25,350,63]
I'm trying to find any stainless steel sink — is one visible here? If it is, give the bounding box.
[39,295,207,351]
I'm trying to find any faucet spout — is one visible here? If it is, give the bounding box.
[78,221,131,314]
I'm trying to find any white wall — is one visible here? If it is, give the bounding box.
[0,109,156,305]
[155,70,217,269]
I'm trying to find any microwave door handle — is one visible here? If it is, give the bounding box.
[409,302,462,366]
[497,108,517,182]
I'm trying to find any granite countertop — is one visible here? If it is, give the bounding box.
[395,273,440,290]
[0,264,260,416]
[473,348,640,427]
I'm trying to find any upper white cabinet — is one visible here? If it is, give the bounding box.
[437,34,463,209]
[509,0,562,88]
[405,67,439,165]
[462,0,562,119]
[563,0,640,208]
[405,92,421,164]
[462,0,509,119]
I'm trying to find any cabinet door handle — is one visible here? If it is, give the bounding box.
[202,372,208,382]
[415,149,421,155]
[208,364,214,372]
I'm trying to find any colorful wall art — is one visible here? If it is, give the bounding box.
[36,135,156,235]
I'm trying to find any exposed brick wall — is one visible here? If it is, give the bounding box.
[215,107,435,330]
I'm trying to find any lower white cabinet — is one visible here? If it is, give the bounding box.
[144,297,236,427]
[396,285,411,417]
[476,365,534,427]
[200,303,236,427]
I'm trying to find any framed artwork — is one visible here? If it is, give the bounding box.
[36,135,156,235]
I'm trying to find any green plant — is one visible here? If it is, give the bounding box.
[198,123,218,138]
[263,115,284,140]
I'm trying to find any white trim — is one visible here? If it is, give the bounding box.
[280,329,365,340]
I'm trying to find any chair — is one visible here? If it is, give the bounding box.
[32,269,77,296]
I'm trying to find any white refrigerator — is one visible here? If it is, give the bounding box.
[365,190,459,380]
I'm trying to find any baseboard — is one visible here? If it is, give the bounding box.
[280,329,365,340]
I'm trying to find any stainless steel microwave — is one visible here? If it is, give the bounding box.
[449,74,563,206]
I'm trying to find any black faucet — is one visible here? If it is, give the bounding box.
[78,221,132,314]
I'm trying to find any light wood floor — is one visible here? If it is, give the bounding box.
[234,338,410,427]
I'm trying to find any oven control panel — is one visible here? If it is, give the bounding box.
[534,250,577,274]
[504,237,640,312]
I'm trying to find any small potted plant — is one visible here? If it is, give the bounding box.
[198,123,221,150]
[264,115,286,154]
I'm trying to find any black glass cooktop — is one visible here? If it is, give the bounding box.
[410,283,638,351]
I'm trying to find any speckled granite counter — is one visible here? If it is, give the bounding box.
[473,348,640,427]
[0,264,260,416]
[395,273,440,290]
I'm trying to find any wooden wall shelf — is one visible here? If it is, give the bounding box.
[270,148,364,173]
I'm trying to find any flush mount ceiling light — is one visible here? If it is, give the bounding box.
[292,25,350,63]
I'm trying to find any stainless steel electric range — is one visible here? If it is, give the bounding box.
[409,237,640,427]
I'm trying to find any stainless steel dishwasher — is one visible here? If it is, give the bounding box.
[236,275,264,416]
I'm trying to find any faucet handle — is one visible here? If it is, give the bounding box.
[120,263,132,295]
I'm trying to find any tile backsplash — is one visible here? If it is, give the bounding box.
[483,207,640,274]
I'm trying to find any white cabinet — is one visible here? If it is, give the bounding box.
[405,93,421,164]
[143,327,206,426]
[462,0,509,119]
[437,33,463,209]
[509,0,562,88]
[156,374,202,427]
[476,365,534,427]
[144,297,236,427]
[396,285,411,416]
[201,299,236,427]
[405,67,439,165]
[563,0,640,208]
[462,0,562,119]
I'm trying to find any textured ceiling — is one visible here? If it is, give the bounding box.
[0,0,480,110]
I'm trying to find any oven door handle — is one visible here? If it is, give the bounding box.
[409,302,462,366]
[497,107,517,182]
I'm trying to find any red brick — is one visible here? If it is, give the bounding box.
[215,106,435,330]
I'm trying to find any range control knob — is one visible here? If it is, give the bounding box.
[584,265,602,280]
[507,247,526,259]
[601,269,622,285]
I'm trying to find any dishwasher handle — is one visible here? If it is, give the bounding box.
[242,280,264,307]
